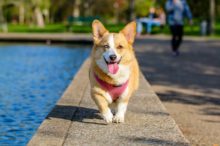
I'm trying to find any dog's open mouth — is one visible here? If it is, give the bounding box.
[104,57,121,74]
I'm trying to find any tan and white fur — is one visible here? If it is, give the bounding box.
[89,20,139,123]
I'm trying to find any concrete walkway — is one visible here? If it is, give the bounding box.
[135,37,220,146]
[28,58,189,146]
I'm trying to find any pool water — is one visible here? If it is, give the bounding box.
[0,45,90,145]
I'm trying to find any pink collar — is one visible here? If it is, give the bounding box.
[94,73,128,101]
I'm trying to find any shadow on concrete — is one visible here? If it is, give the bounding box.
[145,111,170,116]
[46,105,105,125]
[200,107,220,116]
[134,38,220,123]
[202,119,220,123]
[121,136,188,146]
[157,92,220,106]
[135,39,220,106]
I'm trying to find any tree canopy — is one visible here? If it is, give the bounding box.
[0,0,220,27]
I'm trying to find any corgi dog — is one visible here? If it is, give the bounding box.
[89,20,139,123]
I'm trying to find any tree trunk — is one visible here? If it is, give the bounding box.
[19,4,25,24]
[210,0,215,34]
[114,1,119,23]
[0,5,8,32]
[34,7,45,28]
[0,5,4,23]
[73,0,81,17]
[128,0,135,22]
[43,9,50,24]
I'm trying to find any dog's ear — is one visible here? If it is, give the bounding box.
[120,21,136,44]
[92,20,109,43]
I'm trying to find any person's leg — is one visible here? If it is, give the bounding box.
[136,19,143,35]
[175,25,184,51]
[170,25,178,52]
[147,20,153,34]
[137,18,150,35]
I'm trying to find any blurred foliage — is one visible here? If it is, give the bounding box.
[50,0,72,22]
[188,0,210,20]
[0,0,50,26]
[0,0,220,35]
[135,0,154,17]
[92,0,115,20]
[1,0,220,23]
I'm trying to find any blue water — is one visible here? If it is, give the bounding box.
[0,45,90,145]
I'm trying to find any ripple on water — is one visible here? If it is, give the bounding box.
[0,45,90,146]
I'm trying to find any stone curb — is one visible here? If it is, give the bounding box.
[0,33,219,44]
[28,58,90,146]
[28,58,190,146]
[0,33,92,44]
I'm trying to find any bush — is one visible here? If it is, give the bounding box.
[3,22,220,37]
[5,23,125,33]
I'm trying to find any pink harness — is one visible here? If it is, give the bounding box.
[94,73,128,101]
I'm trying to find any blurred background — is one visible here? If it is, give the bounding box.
[0,0,219,36]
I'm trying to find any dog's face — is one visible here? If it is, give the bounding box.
[92,20,136,75]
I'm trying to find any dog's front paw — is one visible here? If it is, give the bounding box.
[113,113,124,123]
[102,109,113,123]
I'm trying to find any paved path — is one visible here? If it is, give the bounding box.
[135,37,220,146]
[28,58,189,146]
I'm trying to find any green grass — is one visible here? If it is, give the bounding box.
[150,24,200,36]
[7,24,66,33]
[5,23,124,33]
[69,24,124,33]
[215,23,220,36]
[2,23,220,37]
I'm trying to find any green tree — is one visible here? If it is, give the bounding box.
[28,0,50,27]
[50,0,73,22]
[210,0,215,34]
[134,0,154,17]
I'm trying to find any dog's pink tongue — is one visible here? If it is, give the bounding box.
[107,63,119,74]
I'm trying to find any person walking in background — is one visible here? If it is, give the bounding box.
[166,0,192,56]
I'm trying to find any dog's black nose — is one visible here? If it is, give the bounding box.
[109,54,117,61]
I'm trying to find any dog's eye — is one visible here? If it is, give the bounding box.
[103,45,110,49]
[117,45,123,49]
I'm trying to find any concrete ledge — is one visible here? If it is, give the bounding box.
[28,58,190,146]
[0,33,219,44]
[0,33,92,44]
